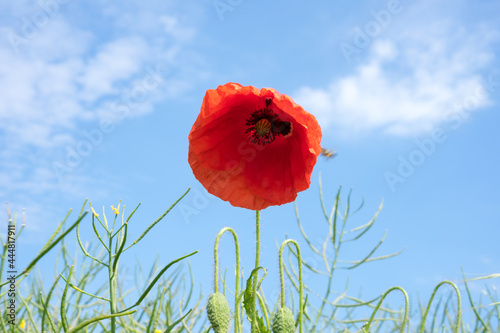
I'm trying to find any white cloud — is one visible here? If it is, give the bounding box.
[160,15,196,41]
[0,3,202,151]
[78,37,150,102]
[295,16,498,137]
[0,1,204,234]
[0,34,151,148]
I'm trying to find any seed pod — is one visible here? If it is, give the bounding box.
[271,307,296,333]
[206,292,231,333]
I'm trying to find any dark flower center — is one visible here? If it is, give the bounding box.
[245,98,292,145]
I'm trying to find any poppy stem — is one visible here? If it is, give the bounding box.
[252,210,261,331]
[279,239,304,333]
[254,210,261,276]
[213,227,242,333]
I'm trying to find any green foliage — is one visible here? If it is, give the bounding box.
[243,268,270,333]
[2,180,499,332]
[1,189,204,332]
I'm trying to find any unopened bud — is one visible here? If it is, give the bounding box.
[271,307,296,333]
[206,292,231,333]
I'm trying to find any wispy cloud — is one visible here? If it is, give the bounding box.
[0,1,204,232]
[0,10,198,148]
[294,4,498,137]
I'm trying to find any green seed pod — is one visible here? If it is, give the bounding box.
[206,292,231,333]
[271,307,296,333]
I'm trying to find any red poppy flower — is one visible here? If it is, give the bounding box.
[188,82,322,210]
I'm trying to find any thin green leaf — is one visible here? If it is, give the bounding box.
[124,188,190,251]
[164,309,193,333]
[345,230,388,269]
[121,251,198,312]
[462,268,490,332]
[60,266,74,332]
[12,212,87,281]
[346,199,383,241]
[66,310,136,333]
[112,221,128,273]
[40,292,58,333]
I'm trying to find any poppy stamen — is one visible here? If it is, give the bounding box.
[245,107,292,146]
[255,118,271,136]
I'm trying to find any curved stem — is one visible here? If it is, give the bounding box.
[419,281,461,333]
[363,286,409,333]
[213,227,242,333]
[279,239,304,333]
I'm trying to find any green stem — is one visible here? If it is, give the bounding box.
[419,281,461,333]
[59,273,111,302]
[363,286,409,333]
[462,268,488,332]
[311,188,343,331]
[279,240,304,333]
[213,227,241,333]
[40,293,57,333]
[255,210,261,271]
[66,311,136,333]
[108,232,117,333]
[256,291,271,329]
[253,210,261,332]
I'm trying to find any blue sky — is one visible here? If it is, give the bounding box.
[1,0,499,319]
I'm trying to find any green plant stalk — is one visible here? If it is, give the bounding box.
[214,227,241,333]
[252,210,261,332]
[41,209,72,253]
[40,292,58,333]
[419,280,461,333]
[113,222,128,274]
[123,188,190,251]
[164,309,192,333]
[153,286,167,331]
[121,250,198,312]
[146,289,160,333]
[19,292,40,333]
[462,268,490,332]
[41,274,62,332]
[244,267,268,332]
[0,212,88,289]
[311,187,343,331]
[92,215,109,251]
[60,266,74,332]
[279,240,304,333]
[66,310,137,333]
[76,218,107,267]
[108,231,117,333]
[59,273,110,302]
[256,291,270,329]
[363,286,409,333]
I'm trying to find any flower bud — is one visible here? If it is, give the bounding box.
[271,307,296,333]
[206,292,231,333]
